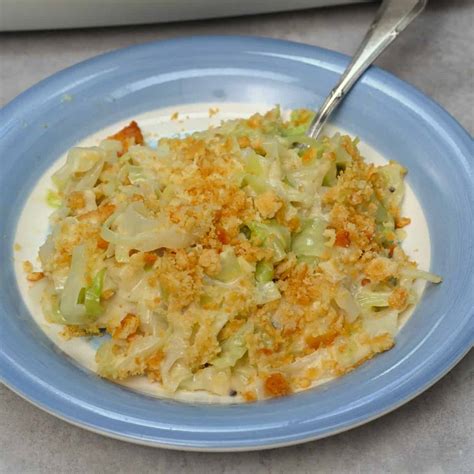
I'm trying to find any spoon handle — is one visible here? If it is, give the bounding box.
[306,0,427,139]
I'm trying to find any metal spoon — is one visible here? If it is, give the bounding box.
[306,0,427,139]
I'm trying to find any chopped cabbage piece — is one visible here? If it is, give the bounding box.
[46,189,62,208]
[356,289,391,310]
[52,147,104,191]
[255,260,274,283]
[59,245,89,324]
[96,336,163,380]
[101,202,194,261]
[212,321,253,369]
[255,281,281,305]
[248,221,290,263]
[180,367,231,396]
[291,218,327,258]
[401,266,442,283]
[378,162,406,209]
[84,269,106,317]
[214,248,243,283]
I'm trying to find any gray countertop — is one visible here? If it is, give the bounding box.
[1,1,473,472]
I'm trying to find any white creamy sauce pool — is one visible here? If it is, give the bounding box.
[13,103,431,404]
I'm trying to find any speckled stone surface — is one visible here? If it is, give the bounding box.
[0,1,472,472]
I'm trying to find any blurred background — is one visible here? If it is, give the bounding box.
[1,0,373,31]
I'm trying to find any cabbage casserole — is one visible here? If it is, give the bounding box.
[38,108,441,401]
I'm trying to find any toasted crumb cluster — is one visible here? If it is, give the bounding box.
[35,108,440,401]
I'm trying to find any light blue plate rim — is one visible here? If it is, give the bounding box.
[0,35,473,451]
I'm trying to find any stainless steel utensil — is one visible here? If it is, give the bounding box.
[306,0,427,139]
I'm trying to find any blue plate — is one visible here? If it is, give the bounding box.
[0,36,473,451]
